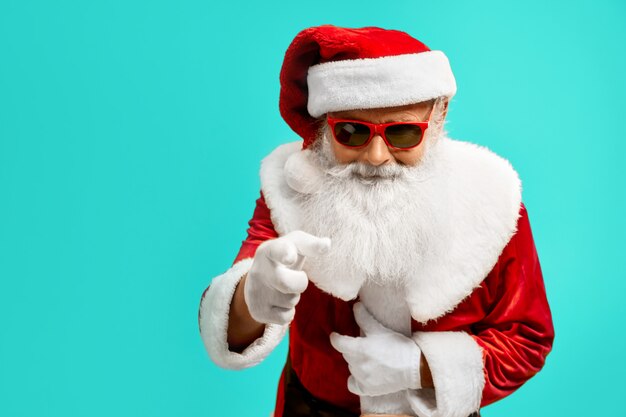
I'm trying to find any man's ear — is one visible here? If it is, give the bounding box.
[441,99,449,119]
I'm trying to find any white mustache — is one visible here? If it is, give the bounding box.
[325,161,409,181]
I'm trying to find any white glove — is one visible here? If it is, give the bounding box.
[244,230,331,325]
[330,302,422,396]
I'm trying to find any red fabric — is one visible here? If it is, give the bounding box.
[233,192,278,264]
[279,25,431,148]
[471,207,554,406]
[408,204,554,406]
[234,194,554,414]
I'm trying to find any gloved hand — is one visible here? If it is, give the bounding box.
[244,230,331,325]
[330,302,422,396]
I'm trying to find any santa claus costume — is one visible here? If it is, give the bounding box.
[198,25,554,417]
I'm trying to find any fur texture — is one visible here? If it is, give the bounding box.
[408,332,485,417]
[260,137,522,324]
[307,52,456,117]
[198,258,288,369]
[283,148,325,194]
[259,141,304,234]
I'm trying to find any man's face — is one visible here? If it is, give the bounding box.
[295,98,451,297]
[326,100,447,167]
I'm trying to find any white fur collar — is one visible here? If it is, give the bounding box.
[259,137,521,323]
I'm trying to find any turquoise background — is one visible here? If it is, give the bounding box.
[1,0,624,415]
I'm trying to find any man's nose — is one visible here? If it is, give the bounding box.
[362,135,392,166]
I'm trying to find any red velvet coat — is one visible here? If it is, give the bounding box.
[232,193,554,416]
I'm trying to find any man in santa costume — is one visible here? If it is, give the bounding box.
[198,25,554,417]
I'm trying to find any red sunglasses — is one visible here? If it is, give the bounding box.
[327,107,434,150]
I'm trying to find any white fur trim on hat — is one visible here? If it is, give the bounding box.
[198,258,288,369]
[407,331,485,417]
[307,51,456,117]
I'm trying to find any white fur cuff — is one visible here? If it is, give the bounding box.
[407,331,485,417]
[198,258,288,370]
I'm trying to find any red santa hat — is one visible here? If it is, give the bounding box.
[279,25,457,148]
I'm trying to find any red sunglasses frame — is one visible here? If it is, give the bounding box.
[326,107,435,150]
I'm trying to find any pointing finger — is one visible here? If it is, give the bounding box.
[284,230,331,259]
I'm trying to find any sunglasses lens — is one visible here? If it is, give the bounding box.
[333,122,371,147]
[385,124,424,148]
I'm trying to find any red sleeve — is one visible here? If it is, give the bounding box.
[471,204,555,407]
[232,191,279,264]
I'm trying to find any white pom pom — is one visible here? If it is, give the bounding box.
[284,150,324,194]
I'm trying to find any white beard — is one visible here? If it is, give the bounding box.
[290,126,452,301]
